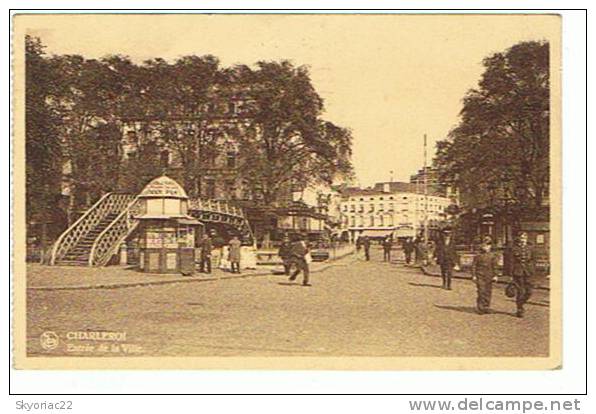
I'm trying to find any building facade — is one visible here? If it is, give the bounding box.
[339,182,453,241]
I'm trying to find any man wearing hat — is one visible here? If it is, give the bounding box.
[199,232,213,274]
[278,234,293,275]
[472,236,499,314]
[362,235,371,261]
[288,234,311,286]
[511,232,535,318]
[435,230,458,290]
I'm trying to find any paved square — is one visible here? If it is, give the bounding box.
[27,250,549,358]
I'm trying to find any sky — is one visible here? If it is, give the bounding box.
[20,13,559,187]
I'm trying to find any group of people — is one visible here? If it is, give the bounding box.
[354,229,537,318]
[197,231,247,274]
[436,230,535,318]
[356,235,422,265]
[470,232,535,318]
[197,230,312,285]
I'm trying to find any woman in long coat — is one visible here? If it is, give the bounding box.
[228,236,242,274]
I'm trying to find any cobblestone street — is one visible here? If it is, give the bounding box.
[27,249,549,358]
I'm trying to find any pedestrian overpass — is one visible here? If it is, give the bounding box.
[50,192,252,267]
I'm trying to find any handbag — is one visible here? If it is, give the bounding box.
[505,282,517,298]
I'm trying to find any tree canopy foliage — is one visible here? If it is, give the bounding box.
[25,36,63,230]
[434,41,549,220]
[25,36,354,229]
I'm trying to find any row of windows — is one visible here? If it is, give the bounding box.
[349,195,448,201]
[341,202,447,213]
[347,196,401,201]
[346,216,415,227]
[341,204,446,213]
[343,203,395,212]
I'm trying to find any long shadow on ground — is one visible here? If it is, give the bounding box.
[434,304,516,317]
[409,282,444,289]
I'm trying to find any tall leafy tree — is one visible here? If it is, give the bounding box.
[26,41,355,233]
[232,61,353,206]
[47,54,129,209]
[129,56,229,197]
[435,41,549,222]
[25,36,64,239]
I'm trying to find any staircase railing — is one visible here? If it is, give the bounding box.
[50,193,134,265]
[188,198,254,243]
[89,196,142,267]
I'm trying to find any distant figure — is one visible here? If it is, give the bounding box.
[426,240,436,266]
[228,235,242,274]
[288,234,311,286]
[403,237,414,264]
[414,236,423,264]
[219,245,231,271]
[278,235,292,275]
[199,233,213,274]
[382,236,393,262]
[211,231,225,269]
[511,232,535,318]
[435,232,457,290]
[472,236,498,314]
[362,236,371,261]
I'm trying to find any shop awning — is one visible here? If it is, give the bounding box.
[360,229,394,238]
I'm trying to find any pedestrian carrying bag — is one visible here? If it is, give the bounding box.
[505,281,517,298]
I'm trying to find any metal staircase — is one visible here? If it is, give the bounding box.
[88,196,142,267]
[51,193,253,267]
[50,193,136,266]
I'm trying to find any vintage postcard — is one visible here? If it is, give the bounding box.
[12,13,561,369]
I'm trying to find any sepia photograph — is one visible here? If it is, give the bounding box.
[12,13,561,370]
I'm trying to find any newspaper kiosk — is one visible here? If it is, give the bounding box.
[136,175,203,275]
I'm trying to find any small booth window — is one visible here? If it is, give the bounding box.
[164,199,179,215]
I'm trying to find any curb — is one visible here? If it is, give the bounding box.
[419,266,550,291]
[28,253,356,292]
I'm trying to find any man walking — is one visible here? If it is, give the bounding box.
[472,236,498,314]
[403,237,414,264]
[288,234,311,286]
[382,236,392,262]
[511,232,535,318]
[362,235,371,261]
[199,232,213,274]
[228,234,242,274]
[435,231,457,290]
[278,234,292,275]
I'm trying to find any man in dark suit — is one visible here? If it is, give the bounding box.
[511,232,535,318]
[472,236,498,314]
[199,233,213,273]
[278,234,292,275]
[382,236,393,262]
[288,234,311,286]
[435,231,458,290]
[403,237,414,264]
[362,236,371,261]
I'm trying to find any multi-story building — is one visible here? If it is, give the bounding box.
[339,181,453,241]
